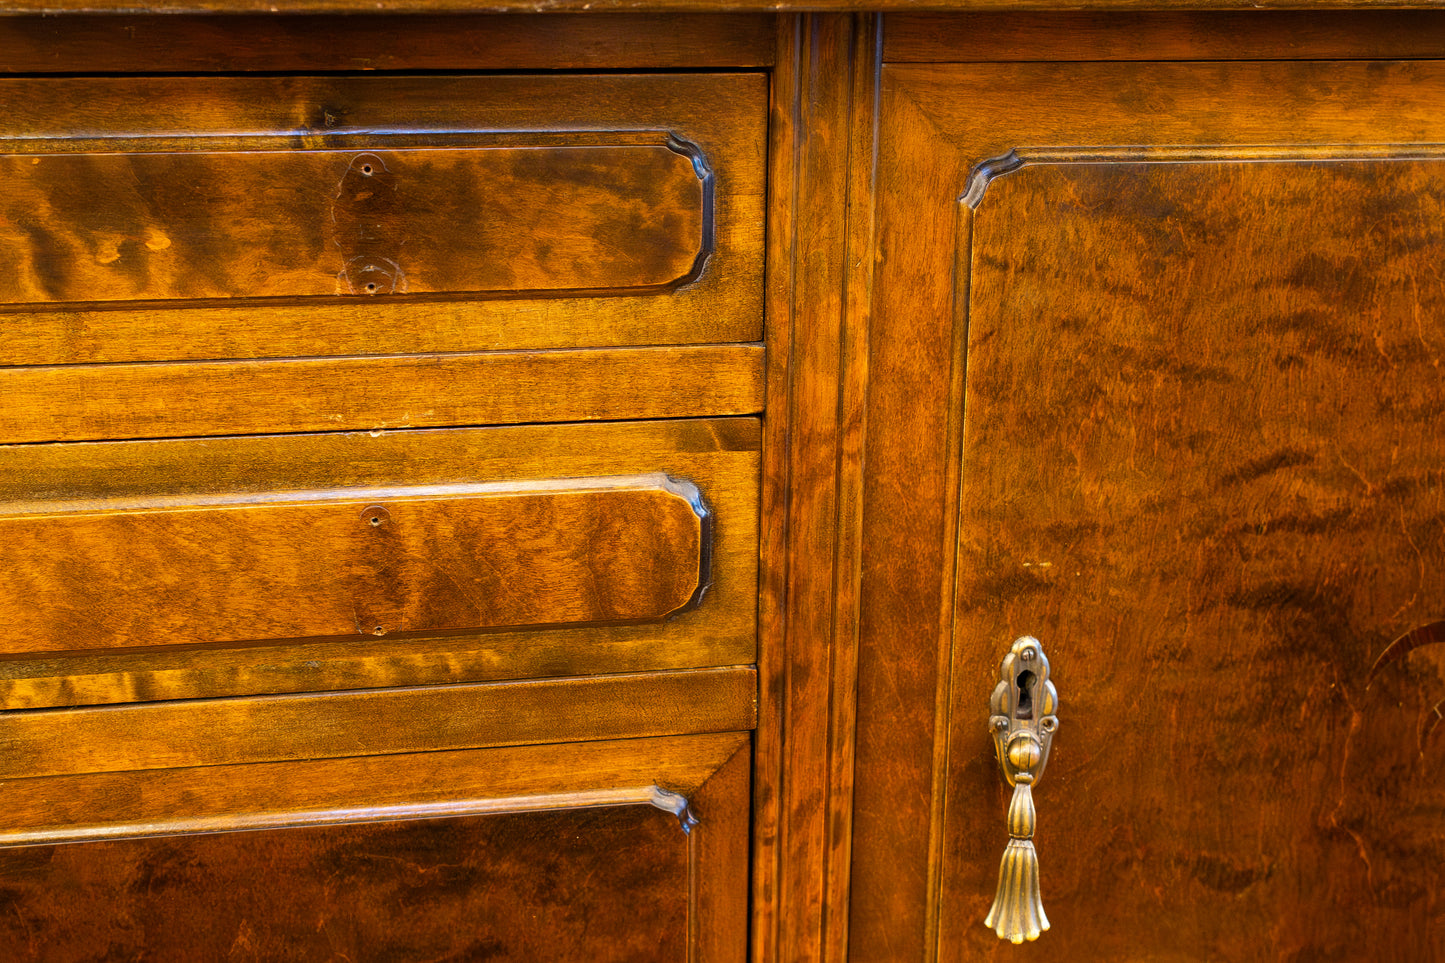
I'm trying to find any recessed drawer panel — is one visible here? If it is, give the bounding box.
[0,418,758,707]
[2,474,709,652]
[1,137,709,304]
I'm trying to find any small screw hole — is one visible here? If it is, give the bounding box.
[361,164,373,175]
[369,516,381,526]
[365,282,377,293]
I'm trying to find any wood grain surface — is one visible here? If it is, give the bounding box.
[0,734,751,962]
[693,739,753,963]
[0,475,708,654]
[14,0,1445,12]
[754,13,880,963]
[884,11,1445,61]
[0,805,694,962]
[0,726,750,960]
[0,14,776,72]
[851,59,1445,961]
[0,732,748,845]
[940,156,1445,960]
[0,74,764,364]
[0,666,756,778]
[0,343,764,443]
[0,418,758,707]
[0,141,707,305]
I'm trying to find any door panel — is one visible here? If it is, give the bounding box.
[854,53,1445,961]
[948,156,1445,959]
[0,733,751,962]
[4,806,689,962]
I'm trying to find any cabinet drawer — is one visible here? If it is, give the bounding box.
[0,73,766,443]
[0,731,751,962]
[0,74,765,363]
[0,418,759,708]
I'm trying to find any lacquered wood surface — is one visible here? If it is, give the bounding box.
[12,0,1445,13]
[0,343,764,443]
[0,74,764,365]
[0,418,758,707]
[0,732,747,845]
[755,14,880,963]
[0,666,756,778]
[0,14,776,72]
[0,475,707,654]
[0,805,691,962]
[1,141,707,305]
[0,734,750,962]
[885,11,1445,61]
[752,21,805,956]
[692,737,754,963]
[941,157,1445,960]
[852,54,1445,962]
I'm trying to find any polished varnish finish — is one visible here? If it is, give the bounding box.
[0,418,759,708]
[0,343,764,443]
[0,807,690,962]
[0,733,748,844]
[755,14,881,963]
[942,156,1445,958]
[2,139,708,304]
[884,11,1445,62]
[0,667,756,779]
[1,475,708,653]
[0,73,764,367]
[8,9,1445,963]
[0,14,768,963]
[0,13,776,72]
[0,735,751,962]
[849,37,1445,962]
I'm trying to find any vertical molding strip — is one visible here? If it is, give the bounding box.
[828,13,883,963]
[756,12,881,963]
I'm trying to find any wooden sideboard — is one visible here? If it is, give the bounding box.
[2,9,1444,961]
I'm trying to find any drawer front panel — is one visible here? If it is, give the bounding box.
[2,138,708,305]
[0,74,766,366]
[2,475,708,653]
[0,418,758,706]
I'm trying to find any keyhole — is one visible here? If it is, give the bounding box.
[1016,669,1036,719]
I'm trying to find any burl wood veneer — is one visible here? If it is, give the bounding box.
[850,48,1445,963]
[0,418,759,707]
[0,734,752,963]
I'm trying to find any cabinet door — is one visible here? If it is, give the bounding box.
[0,732,750,962]
[853,57,1445,960]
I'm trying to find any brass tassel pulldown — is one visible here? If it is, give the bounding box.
[985,636,1059,943]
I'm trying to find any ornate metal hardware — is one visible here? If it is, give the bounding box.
[985,636,1059,943]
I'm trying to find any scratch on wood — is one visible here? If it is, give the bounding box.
[1368,620,1445,684]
